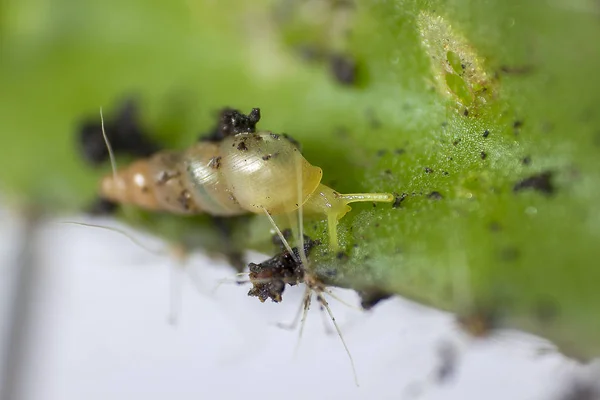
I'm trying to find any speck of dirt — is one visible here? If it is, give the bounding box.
[453,139,461,146]
[500,247,520,262]
[522,156,531,165]
[513,120,523,134]
[262,154,272,161]
[384,169,392,175]
[428,191,443,200]
[443,171,449,176]
[463,109,469,116]
[488,221,502,232]
[201,107,261,142]
[237,141,248,151]
[425,167,434,174]
[393,192,408,208]
[208,156,222,169]
[481,151,487,160]
[330,53,357,85]
[483,129,490,138]
[513,171,554,195]
[177,190,193,211]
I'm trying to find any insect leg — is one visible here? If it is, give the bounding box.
[262,207,299,264]
[317,291,359,386]
[293,286,312,359]
[276,293,307,330]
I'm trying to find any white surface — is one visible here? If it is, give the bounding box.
[0,207,598,400]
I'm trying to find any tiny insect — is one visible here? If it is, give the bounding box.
[98,107,394,251]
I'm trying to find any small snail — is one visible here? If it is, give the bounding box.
[98,108,394,250]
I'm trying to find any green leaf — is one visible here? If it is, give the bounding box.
[1,0,599,358]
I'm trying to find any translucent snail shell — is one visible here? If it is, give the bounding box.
[100,127,393,250]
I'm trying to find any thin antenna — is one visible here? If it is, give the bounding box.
[318,293,359,387]
[262,207,298,263]
[58,221,166,256]
[100,107,118,182]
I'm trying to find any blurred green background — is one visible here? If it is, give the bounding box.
[1,0,599,358]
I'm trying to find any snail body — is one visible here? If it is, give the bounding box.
[99,111,394,250]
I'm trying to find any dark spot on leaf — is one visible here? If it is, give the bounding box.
[262,154,272,161]
[392,192,408,208]
[522,156,531,165]
[483,129,490,138]
[336,251,349,261]
[499,65,534,75]
[453,139,461,146]
[428,191,443,200]
[394,148,406,155]
[463,109,469,116]
[488,221,502,232]
[425,167,433,174]
[500,247,520,261]
[329,53,357,85]
[376,149,387,157]
[513,171,554,195]
[481,151,487,160]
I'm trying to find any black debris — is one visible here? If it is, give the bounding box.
[330,53,357,85]
[200,107,261,142]
[513,171,554,195]
[247,238,318,303]
[428,191,443,200]
[78,98,159,165]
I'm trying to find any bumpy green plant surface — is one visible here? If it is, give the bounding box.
[1,0,599,358]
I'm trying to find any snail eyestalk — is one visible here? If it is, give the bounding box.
[302,184,394,251]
